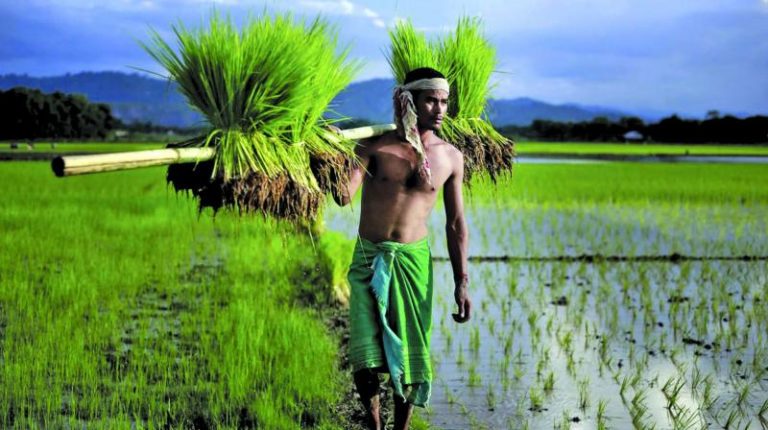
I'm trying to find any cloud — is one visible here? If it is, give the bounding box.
[298,0,389,28]
[299,0,354,15]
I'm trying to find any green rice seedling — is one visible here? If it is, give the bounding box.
[758,398,768,418]
[689,363,703,395]
[467,413,486,429]
[143,12,360,219]
[670,406,700,430]
[596,399,608,430]
[487,316,496,337]
[529,386,544,411]
[513,362,525,381]
[630,388,654,430]
[735,380,751,409]
[446,390,457,406]
[559,329,574,355]
[566,354,577,377]
[619,374,631,403]
[386,17,514,183]
[701,375,717,410]
[599,337,609,367]
[527,311,539,332]
[500,360,512,393]
[536,355,548,379]
[578,378,590,411]
[470,325,481,356]
[442,325,453,351]
[661,376,686,416]
[720,406,741,430]
[543,371,555,393]
[503,332,514,356]
[546,314,555,335]
[467,362,482,387]
[486,383,497,410]
[456,343,466,367]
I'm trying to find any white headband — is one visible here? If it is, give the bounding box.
[398,77,450,93]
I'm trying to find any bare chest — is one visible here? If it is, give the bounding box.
[368,145,450,193]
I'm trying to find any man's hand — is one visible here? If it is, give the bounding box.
[452,276,471,323]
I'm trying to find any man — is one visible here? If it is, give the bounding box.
[334,67,471,430]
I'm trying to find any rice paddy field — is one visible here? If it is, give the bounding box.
[327,162,768,429]
[514,142,768,157]
[2,156,767,429]
[0,142,165,153]
[4,141,768,157]
[0,162,355,429]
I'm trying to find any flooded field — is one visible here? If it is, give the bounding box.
[2,159,766,429]
[327,162,768,429]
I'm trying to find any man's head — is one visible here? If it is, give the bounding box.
[403,67,449,132]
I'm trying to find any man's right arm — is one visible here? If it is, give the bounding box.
[333,138,372,206]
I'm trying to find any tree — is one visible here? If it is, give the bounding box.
[0,87,117,140]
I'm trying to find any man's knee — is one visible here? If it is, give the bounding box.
[354,368,380,396]
[354,368,379,385]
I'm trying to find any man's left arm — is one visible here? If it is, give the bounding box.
[444,148,471,323]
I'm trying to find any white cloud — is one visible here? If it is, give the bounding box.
[297,0,391,29]
[300,0,354,15]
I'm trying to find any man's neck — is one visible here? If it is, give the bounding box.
[418,128,435,148]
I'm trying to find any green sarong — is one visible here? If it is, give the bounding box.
[348,236,433,407]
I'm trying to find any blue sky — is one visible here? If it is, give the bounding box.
[2,0,767,116]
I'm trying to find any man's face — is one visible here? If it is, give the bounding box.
[414,89,449,132]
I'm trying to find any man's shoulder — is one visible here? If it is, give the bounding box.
[359,130,406,154]
[434,139,463,161]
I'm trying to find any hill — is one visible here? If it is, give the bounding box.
[1,72,637,127]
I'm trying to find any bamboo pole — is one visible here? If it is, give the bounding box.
[51,123,396,177]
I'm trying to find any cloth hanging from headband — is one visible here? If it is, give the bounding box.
[393,78,450,185]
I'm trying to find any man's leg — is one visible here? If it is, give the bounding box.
[354,369,382,430]
[393,396,414,430]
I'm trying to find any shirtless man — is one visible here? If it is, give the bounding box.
[335,67,471,430]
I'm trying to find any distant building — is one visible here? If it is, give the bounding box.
[623,130,644,142]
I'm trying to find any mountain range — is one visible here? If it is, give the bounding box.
[1,71,647,128]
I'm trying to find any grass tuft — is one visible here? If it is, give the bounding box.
[143,12,361,220]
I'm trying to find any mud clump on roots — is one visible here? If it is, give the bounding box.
[309,151,356,197]
[166,151,324,220]
[456,134,516,184]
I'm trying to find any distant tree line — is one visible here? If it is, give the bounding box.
[0,87,116,140]
[118,120,205,136]
[499,112,768,144]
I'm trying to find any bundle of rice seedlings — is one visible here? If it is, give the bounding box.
[143,12,360,220]
[386,17,515,183]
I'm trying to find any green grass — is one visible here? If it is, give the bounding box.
[0,162,349,429]
[5,158,768,429]
[0,142,166,153]
[514,141,768,156]
[462,162,768,207]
